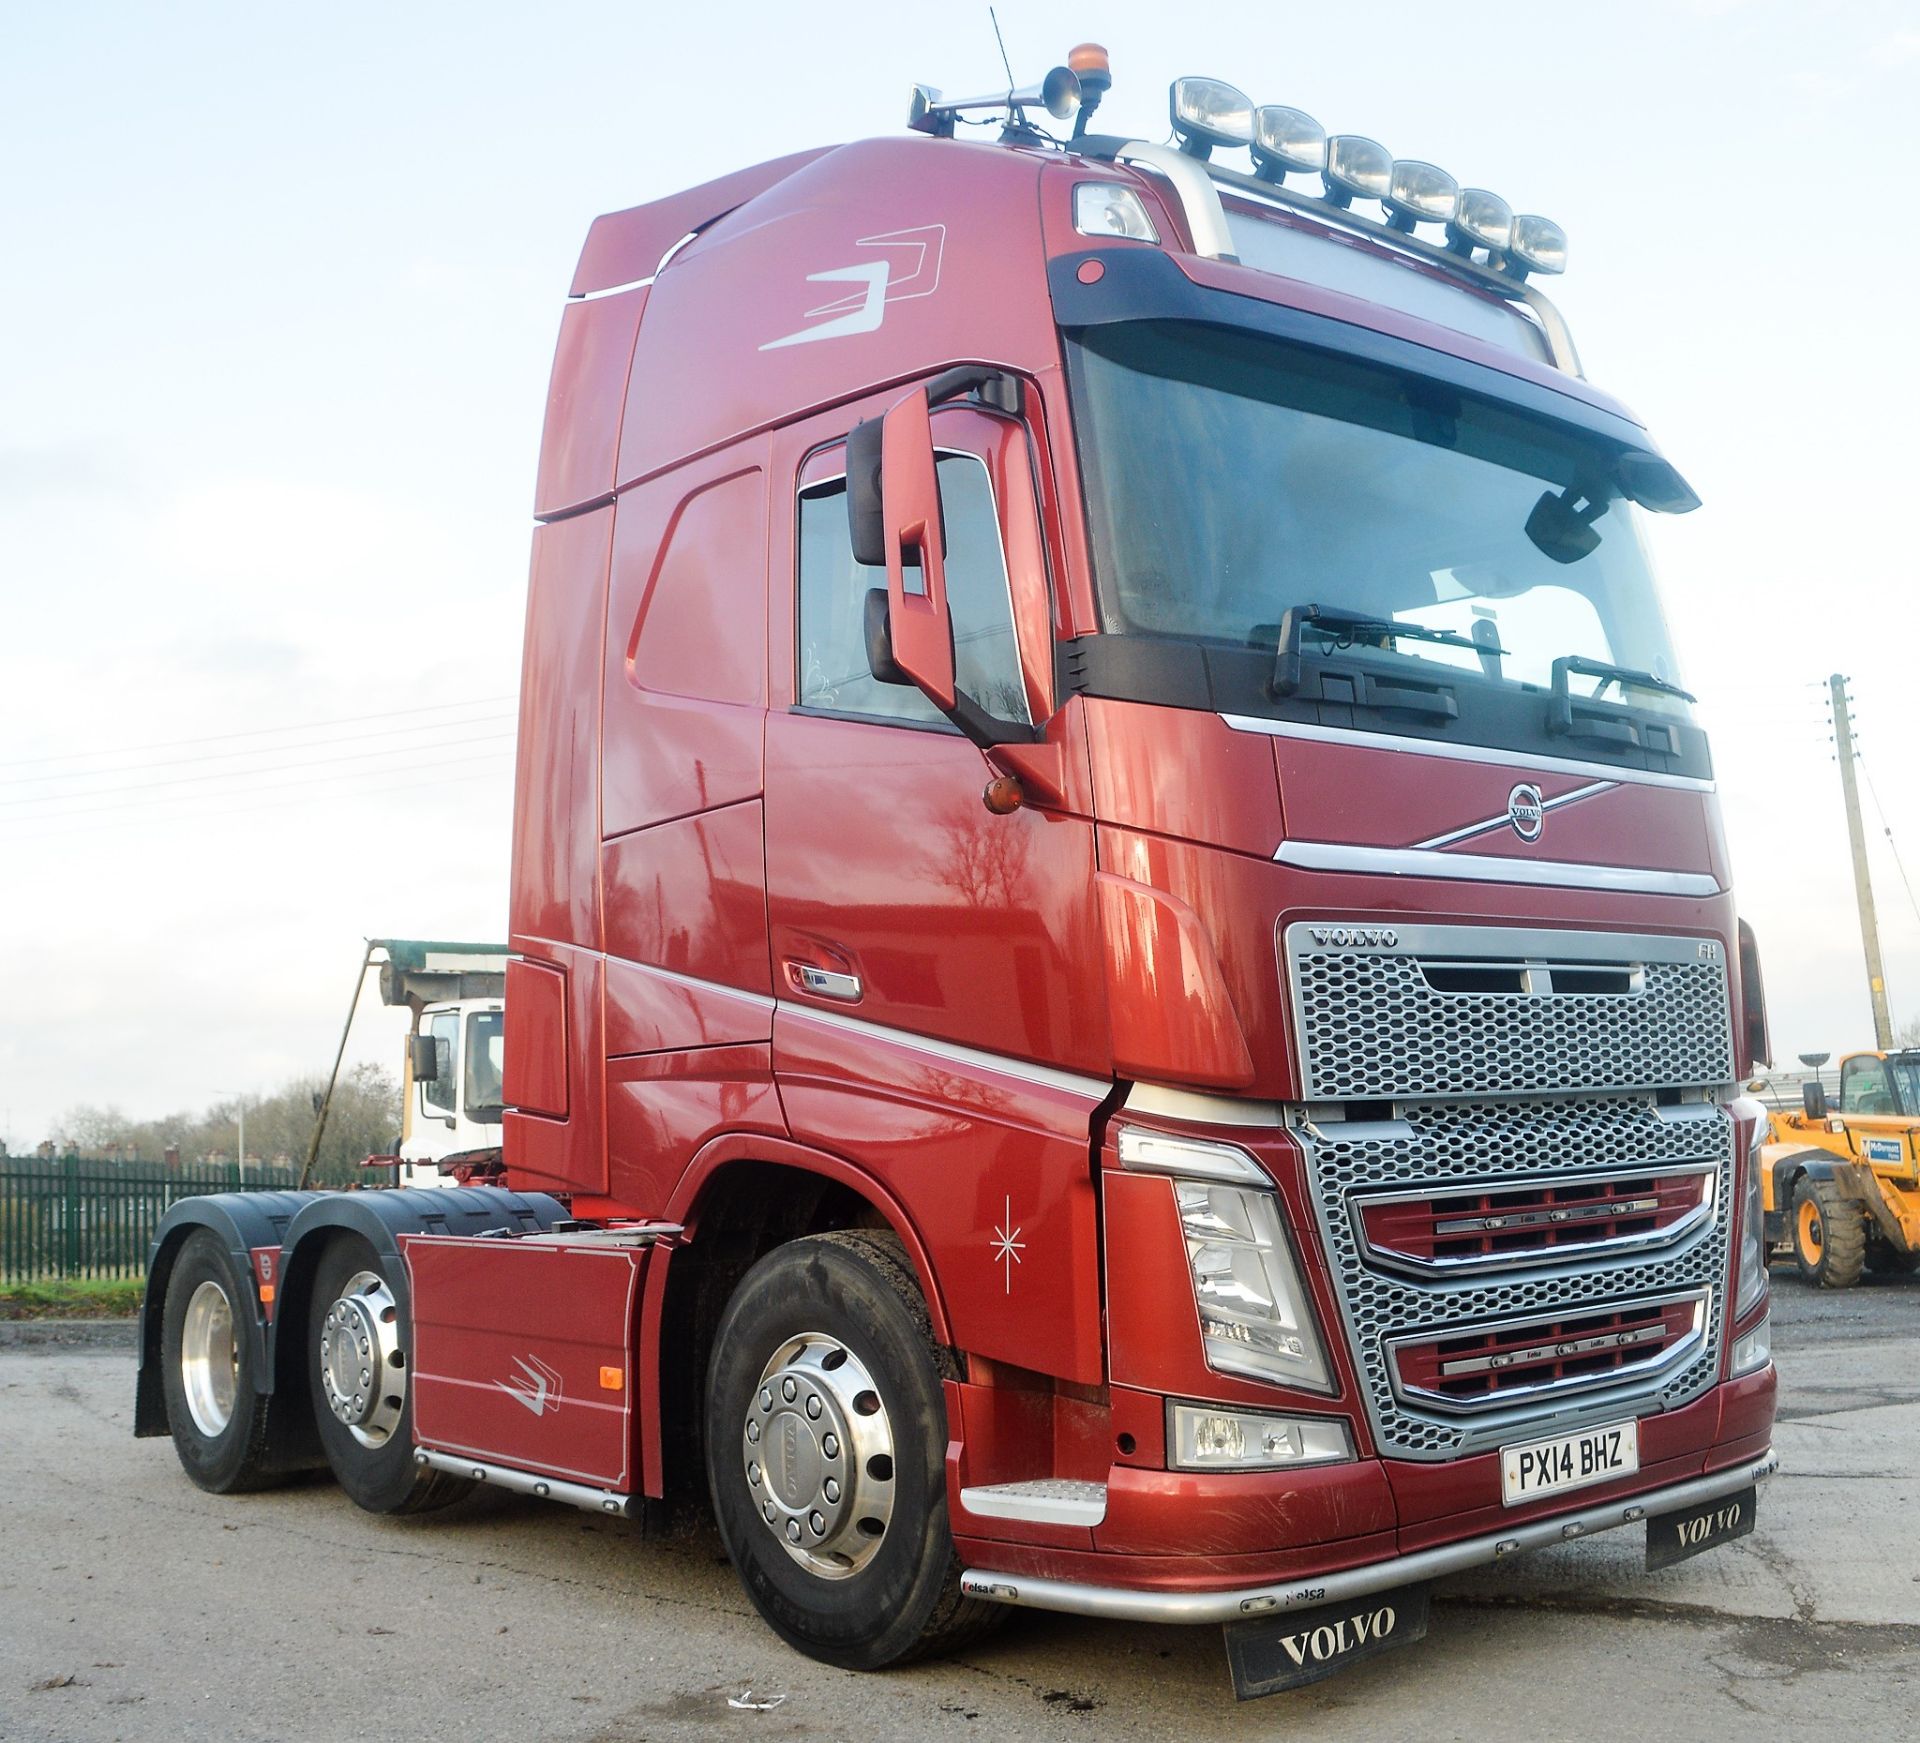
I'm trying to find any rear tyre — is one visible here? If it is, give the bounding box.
[1791,1177,1866,1289]
[705,1231,1002,1670]
[307,1233,470,1514]
[160,1228,277,1493]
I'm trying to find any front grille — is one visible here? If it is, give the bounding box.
[1284,923,1733,1102]
[1387,1290,1709,1413]
[1281,923,1737,1463]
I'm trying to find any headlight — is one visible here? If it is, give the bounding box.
[1169,1401,1353,1471]
[1251,105,1325,180]
[1169,77,1253,155]
[1117,1127,1335,1393]
[1735,1101,1770,1321]
[1448,187,1514,254]
[1509,213,1568,276]
[1322,135,1393,207]
[1073,181,1159,243]
[1731,1316,1771,1377]
[1385,159,1459,230]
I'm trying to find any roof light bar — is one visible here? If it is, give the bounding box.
[1170,77,1253,157]
[1250,105,1325,181]
[1322,134,1392,207]
[1385,159,1459,230]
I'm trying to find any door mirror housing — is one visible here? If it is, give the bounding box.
[409,1033,439,1083]
[880,386,957,712]
[1802,1079,1828,1121]
[845,417,886,567]
[863,587,908,685]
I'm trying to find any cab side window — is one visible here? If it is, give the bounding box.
[797,453,1031,727]
[1840,1057,1895,1116]
[422,1011,459,1116]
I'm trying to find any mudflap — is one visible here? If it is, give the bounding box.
[1223,1583,1431,1700]
[1646,1485,1756,1571]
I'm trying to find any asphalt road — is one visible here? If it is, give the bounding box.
[3,1263,1916,1743]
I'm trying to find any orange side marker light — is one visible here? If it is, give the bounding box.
[600,1366,624,1391]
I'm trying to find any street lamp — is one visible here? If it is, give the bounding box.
[214,1091,249,1181]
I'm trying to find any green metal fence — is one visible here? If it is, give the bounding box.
[0,1157,298,1283]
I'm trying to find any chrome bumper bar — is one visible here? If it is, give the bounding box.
[960,1448,1777,1626]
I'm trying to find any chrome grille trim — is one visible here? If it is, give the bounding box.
[1282,922,1734,1102]
[1351,1160,1719,1278]
[1296,1094,1735,1460]
[1383,1287,1710,1415]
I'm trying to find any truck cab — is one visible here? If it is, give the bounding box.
[400,998,506,1186]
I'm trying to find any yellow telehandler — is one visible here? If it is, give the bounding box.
[1762,1049,1920,1287]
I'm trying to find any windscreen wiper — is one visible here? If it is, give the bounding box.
[1271,604,1504,696]
[1550,654,1696,705]
[1548,655,1697,747]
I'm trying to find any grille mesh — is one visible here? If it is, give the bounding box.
[1302,1096,1732,1459]
[1289,945,1732,1102]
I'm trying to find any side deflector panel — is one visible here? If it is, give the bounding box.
[403,1235,651,1492]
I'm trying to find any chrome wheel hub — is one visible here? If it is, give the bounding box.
[742,1334,895,1579]
[181,1279,238,1438]
[318,1270,407,1448]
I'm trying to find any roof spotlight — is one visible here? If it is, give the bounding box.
[1322,134,1392,207]
[1251,105,1325,181]
[1447,187,1514,255]
[1509,214,1568,278]
[1384,160,1459,231]
[1170,77,1254,157]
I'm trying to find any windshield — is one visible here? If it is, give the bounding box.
[1069,320,1692,721]
[1889,1054,1920,1117]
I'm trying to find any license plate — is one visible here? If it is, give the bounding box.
[1500,1420,1638,1505]
[1647,1486,1756,1570]
[1224,1584,1430,1699]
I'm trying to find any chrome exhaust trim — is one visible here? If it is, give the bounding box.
[960,1449,1777,1624]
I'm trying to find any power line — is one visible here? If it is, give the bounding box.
[0,709,515,789]
[1860,753,1920,934]
[0,694,519,770]
[1,732,518,812]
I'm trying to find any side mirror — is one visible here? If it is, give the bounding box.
[409,1034,439,1083]
[1803,1079,1828,1121]
[880,387,956,711]
[863,587,908,685]
[846,418,886,568]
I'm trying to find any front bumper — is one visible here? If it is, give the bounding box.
[959,1445,1777,1625]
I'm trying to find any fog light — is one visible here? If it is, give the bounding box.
[1169,1402,1354,1470]
[1509,213,1568,276]
[1323,134,1392,207]
[1251,105,1325,180]
[1385,159,1459,230]
[1170,77,1253,156]
[1073,181,1159,242]
[1731,1316,1771,1376]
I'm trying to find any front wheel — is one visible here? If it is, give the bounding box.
[306,1233,470,1514]
[705,1231,1001,1670]
[160,1228,276,1492]
[1792,1177,1866,1288]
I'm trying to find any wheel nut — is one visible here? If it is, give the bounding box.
[748,1462,761,1485]
[786,1520,802,1543]
[822,1434,839,1459]
[805,1395,822,1419]
[824,1478,840,1503]
[760,1388,773,1411]
[782,1377,798,1402]
[746,1420,760,1443]
[809,1511,825,1534]
[763,1501,776,1522]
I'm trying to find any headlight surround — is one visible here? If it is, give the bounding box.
[1117,1126,1335,1394]
[1168,1401,1353,1471]
[1735,1100,1770,1322]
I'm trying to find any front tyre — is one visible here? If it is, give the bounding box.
[160,1228,276,1492]
[1791,1177,1866,1289]
[705,1231,1001,1670]
[307,1233,469,1514]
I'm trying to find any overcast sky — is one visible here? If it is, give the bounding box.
[3,1,1917,1148]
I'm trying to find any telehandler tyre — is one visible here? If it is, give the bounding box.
[705,1230,1003,1670]
[1791,1176,1866,1289]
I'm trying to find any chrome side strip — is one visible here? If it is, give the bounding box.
[960,1449,1777,1625]
[1122,1081,1285,1128]
[415,1449,631,1517]
[1274,840,1722,898]
[609,956,776,1013]
[1220,714,1715,794]
[1414,781,1616,851]
[778,1001,1113,1102]
[574,275,653,302]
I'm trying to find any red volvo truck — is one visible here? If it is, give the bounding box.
[138,50,1778,1698]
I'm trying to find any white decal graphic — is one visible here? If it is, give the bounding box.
[500,1354,562,1417]
[760,224,947,351]
[990,1194,1025,1295]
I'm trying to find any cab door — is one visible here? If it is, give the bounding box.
[763,390,1109,1383]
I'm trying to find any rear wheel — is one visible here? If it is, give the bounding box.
[1792,1177,1866,1288]
[307,1233,469,1514]
[705,1231,1001,1669]
[160,1229,276,1493]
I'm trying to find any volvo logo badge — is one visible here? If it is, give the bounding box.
[1507,784,1546,842]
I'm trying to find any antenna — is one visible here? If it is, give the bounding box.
[989,7,1016,92]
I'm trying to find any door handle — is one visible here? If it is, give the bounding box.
[787,962,862,1002]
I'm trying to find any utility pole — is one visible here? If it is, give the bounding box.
[1830,673,1894,1047]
